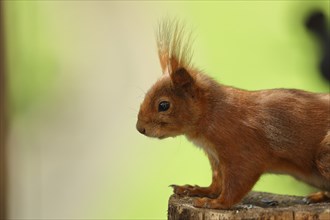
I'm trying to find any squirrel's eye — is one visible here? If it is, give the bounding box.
[158,101,170,112]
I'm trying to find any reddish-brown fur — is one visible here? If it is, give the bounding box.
[136,20,330,209]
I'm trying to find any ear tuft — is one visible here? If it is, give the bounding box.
[171,67,194,87]
[156,19,195,75]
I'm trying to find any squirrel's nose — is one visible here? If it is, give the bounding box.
[136,122,146,135]
[138,127,146,135]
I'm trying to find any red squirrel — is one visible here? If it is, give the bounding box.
[136,19,330,209]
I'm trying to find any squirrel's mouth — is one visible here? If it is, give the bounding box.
[143,132,167,139]
[158,135,167,139]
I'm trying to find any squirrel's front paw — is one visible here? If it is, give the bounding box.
[170,184,220,198]
[170,184,197,196]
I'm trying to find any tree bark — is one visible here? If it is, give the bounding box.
[168,191,330,220]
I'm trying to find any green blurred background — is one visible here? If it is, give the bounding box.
[4,1,329,219]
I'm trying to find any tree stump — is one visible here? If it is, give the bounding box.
[168,191,330,220]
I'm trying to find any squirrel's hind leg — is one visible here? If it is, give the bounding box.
[306,131,330,203]
[316,132,330,180]
[307,132,330,203]
[307,191,330,203]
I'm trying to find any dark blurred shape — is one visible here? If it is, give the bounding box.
[305,10,330,83]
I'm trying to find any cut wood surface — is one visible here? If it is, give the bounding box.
[168,191,330,220]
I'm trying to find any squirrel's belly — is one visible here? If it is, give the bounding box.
[299,173,330,191]
[268,166,330,191]
[275,171,330,191]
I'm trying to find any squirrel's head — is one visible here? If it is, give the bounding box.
[136,67,202,139]
[136,19,202,139]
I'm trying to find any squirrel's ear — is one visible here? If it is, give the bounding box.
[170,67,194,88]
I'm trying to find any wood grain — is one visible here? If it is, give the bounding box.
[168,192,330,220]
